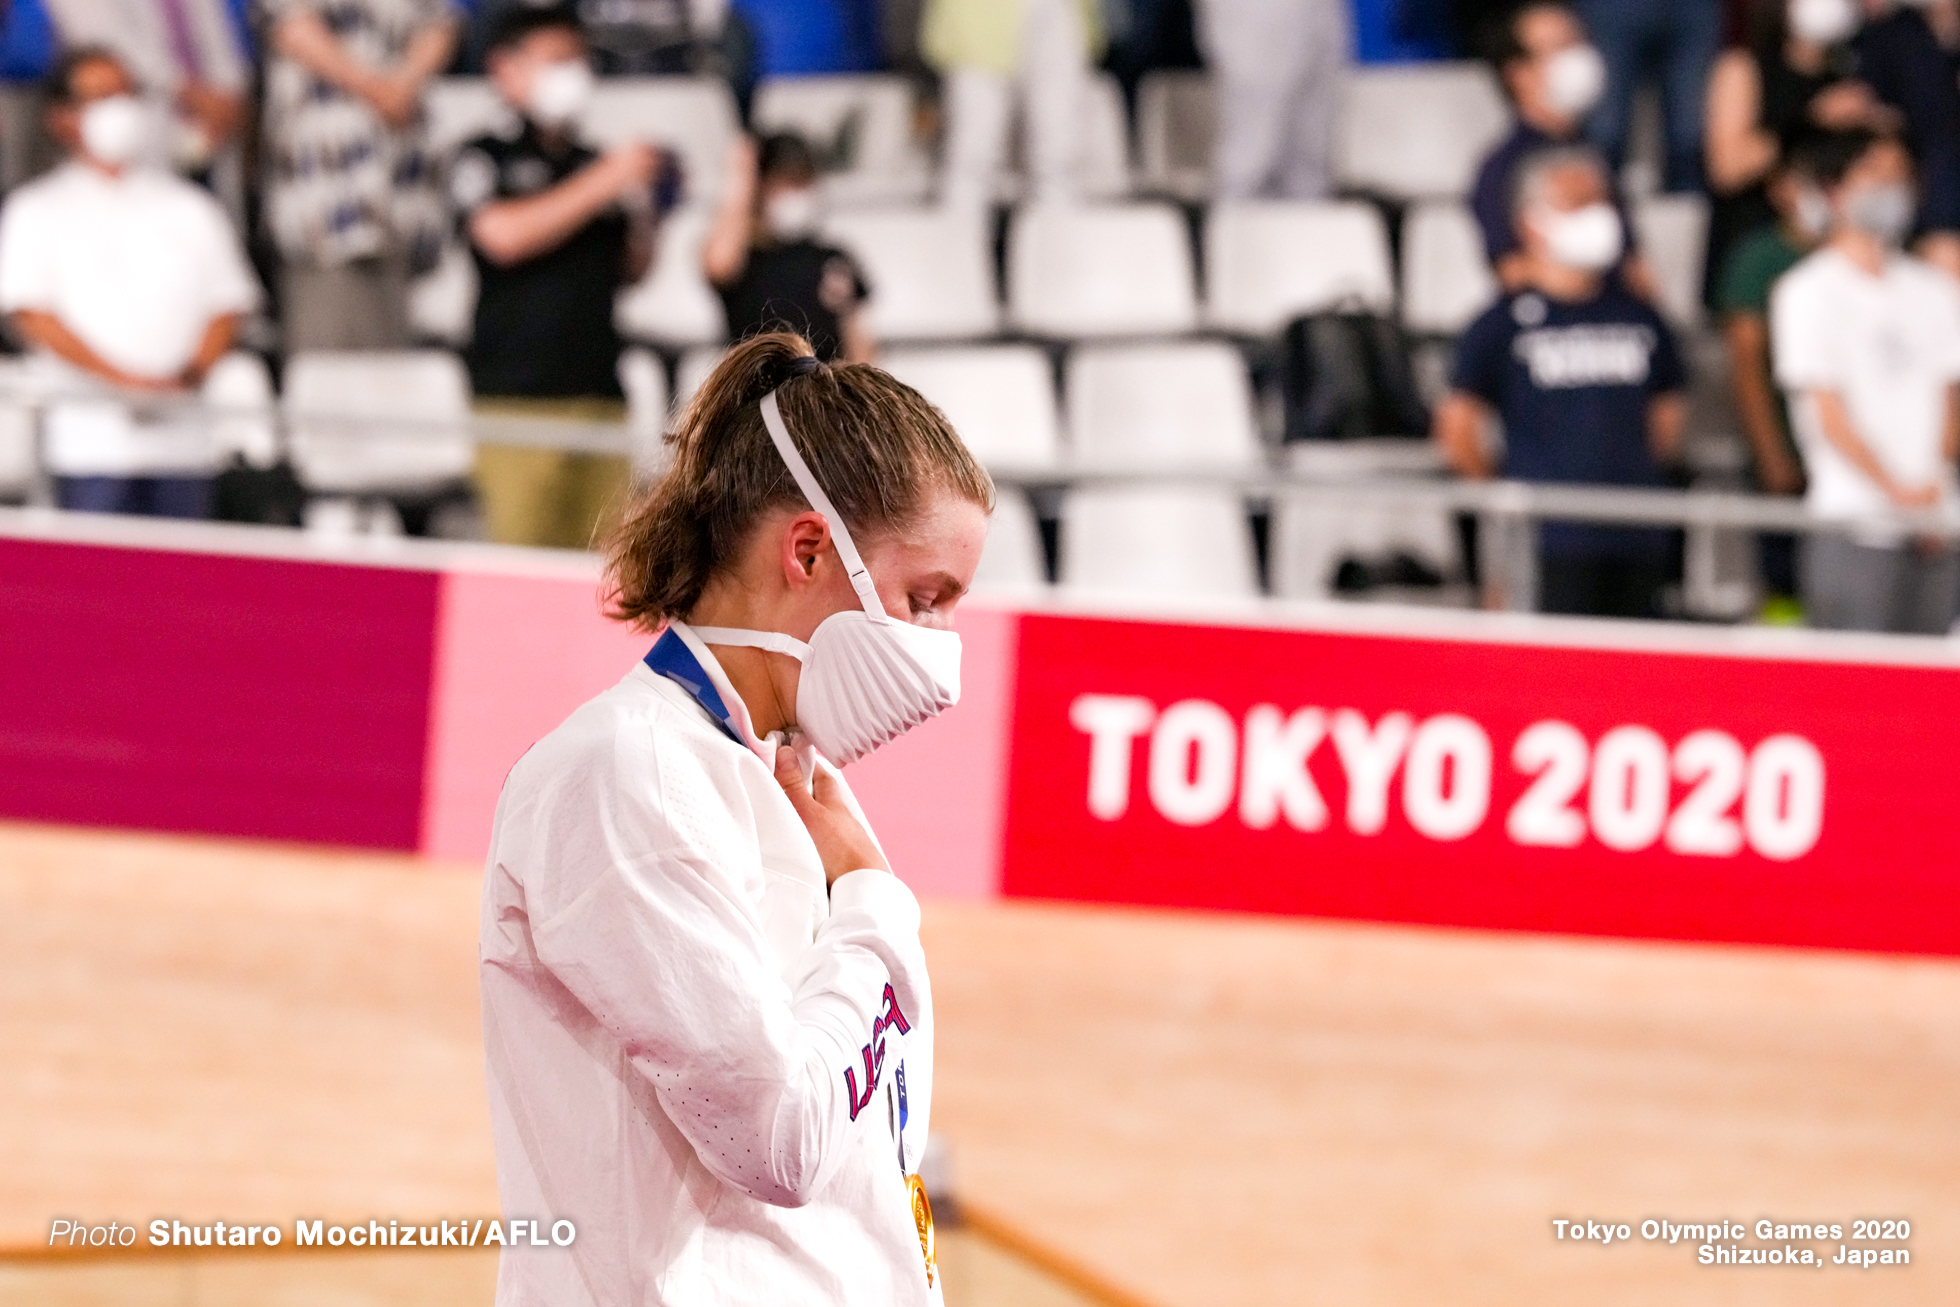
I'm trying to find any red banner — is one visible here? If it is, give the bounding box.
[1001,613,1960,955]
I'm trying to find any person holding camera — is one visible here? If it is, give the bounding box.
[454,5,673,549]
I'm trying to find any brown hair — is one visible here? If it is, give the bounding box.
[605,332,994,630]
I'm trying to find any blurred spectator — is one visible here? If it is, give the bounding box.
[1851,0,1960,277]
[262,0,458,351]
[703,132,873,362]
[1772,129,1960,633]
[0,48,259,518]
[923,0,1101,210]
[1704,0,1894,306]
[1194,0,1350,200]
[1101,0,1202,114]
[1436,146,1688,618]
[1572,0,1721,194]
[733,0,880,75]
[454,5,664,548]
[1716,134,1834,611]
[1472,2,1654,298]
[44,0,248,174]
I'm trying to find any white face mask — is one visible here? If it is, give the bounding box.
[691,389,962,766]
[1537,201,1625,271]
[526,59,594,128]
[1543,43,1607,118]
[765,187,822,240]
[1843,180,1916,245]
[79,95,150,167]
[1789,0,1859,44]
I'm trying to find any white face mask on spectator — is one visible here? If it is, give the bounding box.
[1843,181,1916,245]
[79,95,150,167]
[1542,43,1607,118]
[1789,0,1859,45]
[1538,202,1624,272]
[527,60,594,128]
[765,187,822,240]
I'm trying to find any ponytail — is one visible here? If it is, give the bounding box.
[605,332,993,630]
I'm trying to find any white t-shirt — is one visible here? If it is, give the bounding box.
[1772,246,1960,544]
[0,162,260,474]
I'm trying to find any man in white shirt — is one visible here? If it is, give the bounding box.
[0,47,261,518]
[1773,128,1960,634]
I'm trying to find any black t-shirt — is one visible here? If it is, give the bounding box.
[1450,283,1687,558]
[715,240,869,362]
[452,124,629,399]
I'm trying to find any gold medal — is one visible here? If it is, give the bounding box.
[907,1172,936,1287]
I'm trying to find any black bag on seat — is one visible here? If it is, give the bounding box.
[1280,311,1432,442]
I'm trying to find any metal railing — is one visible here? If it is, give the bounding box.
[3,389,1950,618]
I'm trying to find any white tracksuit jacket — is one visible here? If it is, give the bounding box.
[479,622,941,1305]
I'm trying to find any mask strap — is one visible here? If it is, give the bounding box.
[689,626,813,661]
[760,389,885,620]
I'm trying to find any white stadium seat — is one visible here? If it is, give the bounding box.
[1335,62,1511,200]
[752,74,930,206]
[1060,341,1263,598]
[993,71,1134,202]
[1204,200,1396,335]
[1008,202,1198,339]
[1632,192,1710,329]
[617,347,670,477]
[423,76,514,155]
[408,239,479,347]
[881,345,1062,470]
[1060,486,1260,598]
[283,351,474,495]
[201,352,277,467]
[615,206,727,347]
[674,345,726,414]
[1137,69,1214,202]
[583,76,741,209]
[823,209,1001,342]
[0,358,40,498]
[1272,441,1458,600]
[1401,200,1500,336]
[1066,341,1261,469]
[972,490,1050,592]
[1080,72,1134,199]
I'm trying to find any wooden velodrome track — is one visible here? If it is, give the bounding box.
[2,818,1954,1305]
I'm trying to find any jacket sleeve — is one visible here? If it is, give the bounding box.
[523,720,926,1209]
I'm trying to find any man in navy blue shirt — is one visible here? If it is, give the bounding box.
[1437,145,1689,619]
[1470,1,1653,300]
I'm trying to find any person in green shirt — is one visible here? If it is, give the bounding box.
[1717,135,1833,613]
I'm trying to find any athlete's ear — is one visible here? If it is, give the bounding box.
[781,511,830,586]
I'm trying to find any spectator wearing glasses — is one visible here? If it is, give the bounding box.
[1436,146,1689,619]
[0,47,259,518]
[454,4,669,549]
[261,0,458,351]
[1772,129,1960,633]
[1472,1,1655,299]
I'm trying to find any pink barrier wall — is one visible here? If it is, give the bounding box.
[417,566,1019,901]
[6,513,1955,953]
